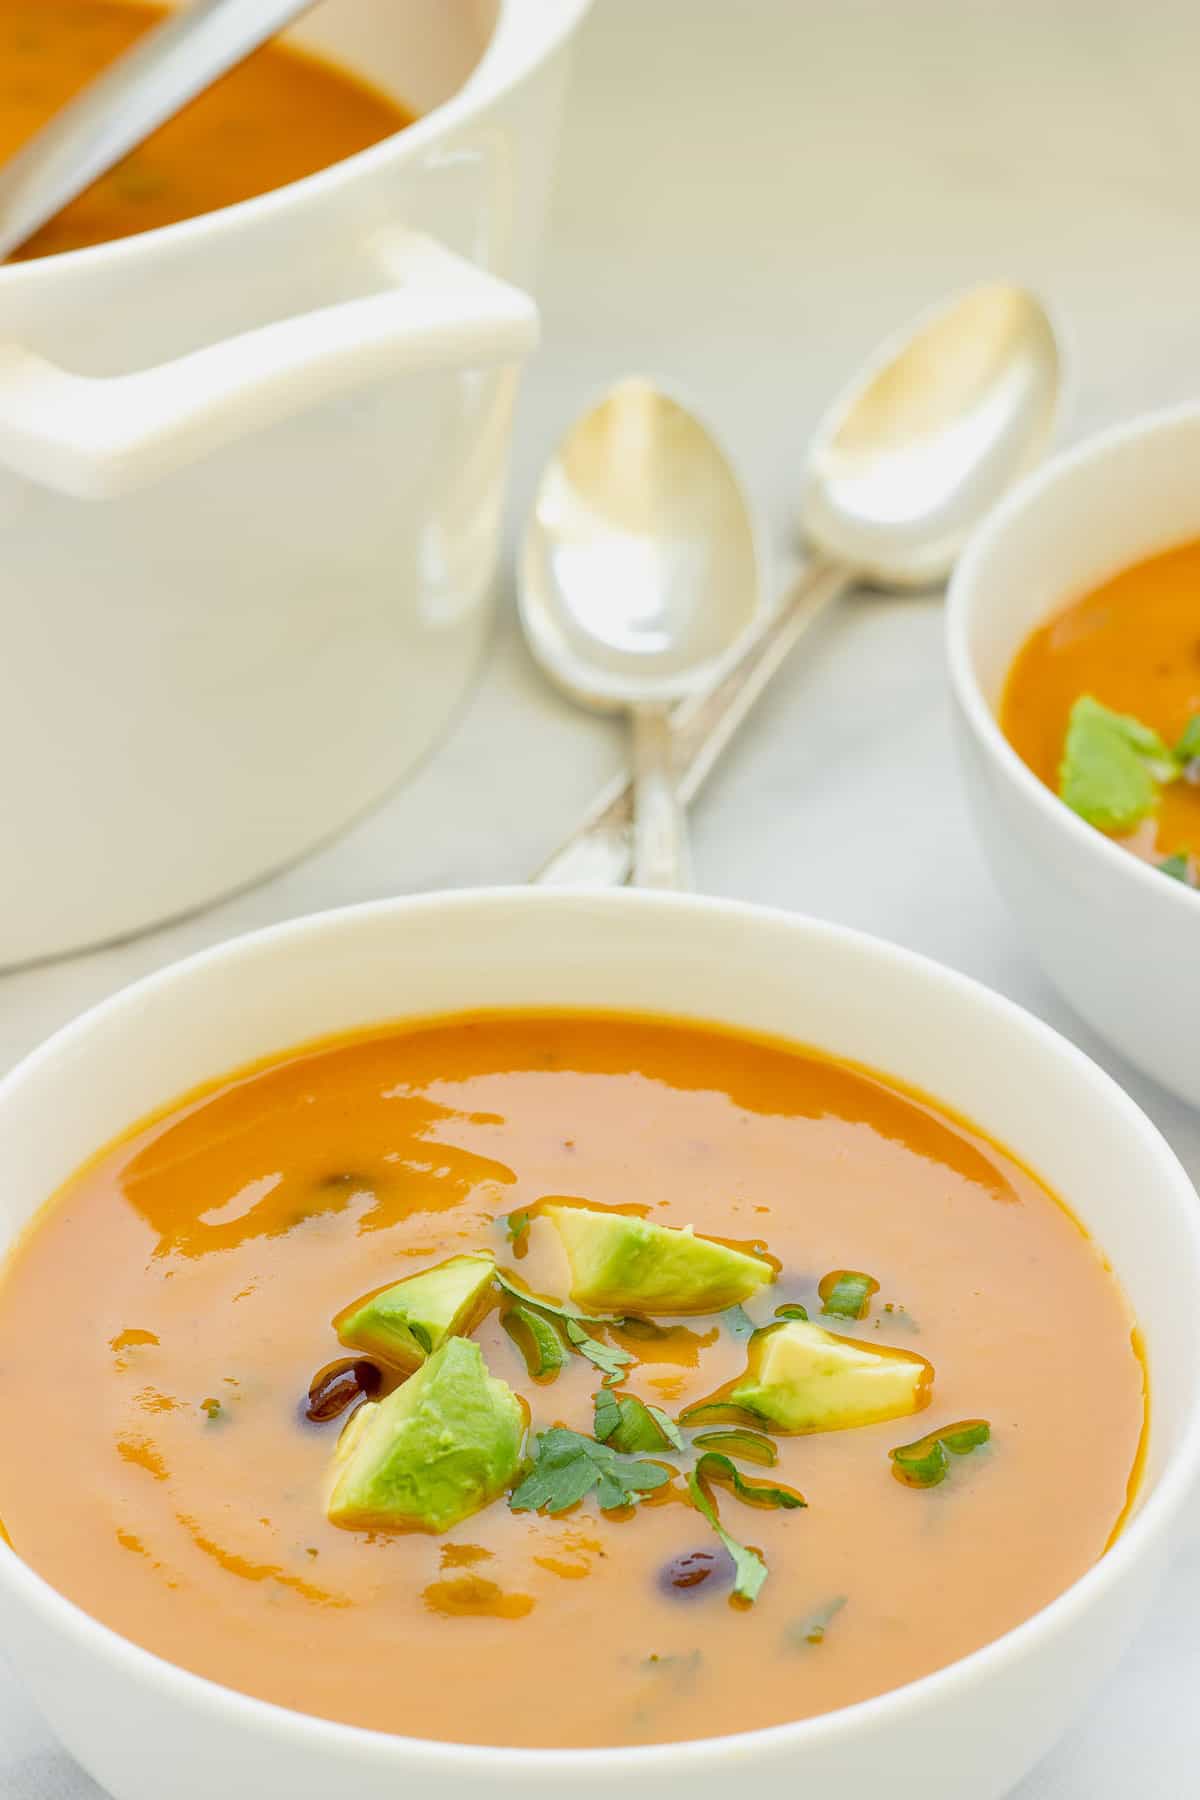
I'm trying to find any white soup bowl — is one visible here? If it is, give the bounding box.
[947,402,1200,1106]
[0,889,1197,1800]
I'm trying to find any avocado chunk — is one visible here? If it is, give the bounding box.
[335,1253,495,1372]
[730,1319,931,1433]
[327,1337,525,1533]
[544,1203,773,1314]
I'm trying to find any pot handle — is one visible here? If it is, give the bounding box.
[0,228,539,499]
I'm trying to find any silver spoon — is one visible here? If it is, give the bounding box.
[535,283,1062,886]
[0,0,318,262]
[520,379,767,889]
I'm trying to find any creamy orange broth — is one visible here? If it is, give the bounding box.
[0,1015,1144,1749]
[0,0,411,261]
[1002,537,1200,863]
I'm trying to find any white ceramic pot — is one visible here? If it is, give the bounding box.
[947,402,1200,1107]
[0,888,1196,1800]
[0,0,591,969]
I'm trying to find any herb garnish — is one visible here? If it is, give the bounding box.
[594,1389,683,1453]
[504,1210,531,1248]
[693,1451,805,1513]
[774,1302,809,1322]
[200,1398,225,1424]
[819,1270,879,1321]
[503,1305,565,1379]
[1160,852,1194,884]
[890,1418,991,1488]
[1059,696,1179,832]
[564,1317,634,1387]
[691,1427,778,1467]
[685,1468,767,1603]
[510,1427,672,1515]
[494,1270,618,1326]
[788,1596,847,1647]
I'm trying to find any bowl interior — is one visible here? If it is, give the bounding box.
[2,890,1197,1525]
[957,405,1200,716]
[287,0,501,115]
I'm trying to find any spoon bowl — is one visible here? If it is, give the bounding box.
[803,283,1063,588]
[520,378,765,710]
[531,284,1064,888]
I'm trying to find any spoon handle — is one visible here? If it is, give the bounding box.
[631,705,692,890]
[0,0,317,261]
[535,559,854,886]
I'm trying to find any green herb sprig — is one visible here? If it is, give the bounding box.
[510,1427,672,1515]
[890,1418,991,1489]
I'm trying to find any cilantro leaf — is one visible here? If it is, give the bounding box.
[1059,695,1177,832]
[503,1304,565,1379]
[509,1427,671,1515]
[564,1316,634,1386]
[646,1404,685,1451]
[494,1270,619,1325]
[774,1302,809,1322]
[693,1451,805,1512]
[685,1467,767,1603]
[593,1389,679,1453]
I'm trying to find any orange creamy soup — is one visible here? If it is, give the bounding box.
[1003,537,1200,880]
[0,0,411,261]
[0,1014,1144,1749]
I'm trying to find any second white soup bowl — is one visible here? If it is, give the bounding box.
[0,889,1197,1799]
[948,401,1200,1106]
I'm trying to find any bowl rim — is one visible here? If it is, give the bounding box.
[945,396,1200,922]
[1,885,1197,1774]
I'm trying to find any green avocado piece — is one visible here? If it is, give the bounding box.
[335,1254,496,1371]
[544,1203,773,1314]
[327,1336,525,1533]
[730,1319,931,1433]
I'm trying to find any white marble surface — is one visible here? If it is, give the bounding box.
[4,0,1200,1790]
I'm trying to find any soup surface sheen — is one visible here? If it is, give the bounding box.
[0,0,411,261]
[0,1014,1143,1748]
[1003,536,1200,863]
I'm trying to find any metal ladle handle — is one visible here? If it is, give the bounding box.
[0,0,318,261]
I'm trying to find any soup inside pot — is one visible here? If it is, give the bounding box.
[0,1012,1145,1748]
[0,0,413,261]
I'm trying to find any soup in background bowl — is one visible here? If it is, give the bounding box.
[948,401,1200,1106]
[0,889,1196,1800]
[0,0,414,261]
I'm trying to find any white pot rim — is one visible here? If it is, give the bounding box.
[0,0,594,296]
[1,885,1197,1774]
[946,396,1200,925]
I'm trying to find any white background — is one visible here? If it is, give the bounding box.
[3,0,1200,1790]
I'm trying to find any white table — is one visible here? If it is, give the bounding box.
[3,0,1199,1789]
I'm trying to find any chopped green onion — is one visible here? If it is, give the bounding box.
[504,1210,531,1247]
[691,1428,778,1468]
[503,1304,565,1379]
[678,1399,770,1428]
[819,1270,879,1321]
[693,1451,804,1512]
[891,1419,991,1488]
[774,1302,809,1322]
[594,1389,677,1453]
[564,1316,634,1386]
